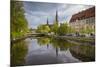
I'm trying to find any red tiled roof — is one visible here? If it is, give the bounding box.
[70,6,95,22]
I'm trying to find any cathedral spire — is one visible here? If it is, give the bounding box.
[55,10,58,23]
[47,18,49,25]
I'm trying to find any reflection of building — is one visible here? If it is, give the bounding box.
[70,45,95,61]
[69,6,95,32]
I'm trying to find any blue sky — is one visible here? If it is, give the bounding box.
[23,2,94,29]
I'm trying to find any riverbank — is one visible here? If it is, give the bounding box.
[11,33,48,43]
[52,35,95,45]
[11,33,95,45]
[11,35,29,43]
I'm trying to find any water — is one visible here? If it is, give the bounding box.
[11,36,95,66]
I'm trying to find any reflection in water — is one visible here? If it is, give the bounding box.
[11,37,95,66]
[70,45,95,61]
[11,40,28,66]
[37,37,50,46]
[51,38,78,50]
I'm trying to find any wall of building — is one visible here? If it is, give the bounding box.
[69,17,95,33]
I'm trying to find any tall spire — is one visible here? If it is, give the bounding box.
[47,18,49,25]
[55,10,58,23]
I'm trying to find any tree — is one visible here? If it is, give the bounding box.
[11,1,28,38]
[67,25,76,33]
[57,22,68,35]
[36,24,50,33]
[51,22,59,35]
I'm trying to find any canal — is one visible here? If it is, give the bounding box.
[11,36,95,66]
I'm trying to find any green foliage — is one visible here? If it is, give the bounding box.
[57,22,75,35]
[11,1,28,38]
[51,38,78,50]
[57,22,68,35]
[37,37,50,45]
[67,26,76,33]
[51,21,59,34]
[36,24,50,33]
[11,41,28,66]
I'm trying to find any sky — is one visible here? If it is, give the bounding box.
[23,1,94,29]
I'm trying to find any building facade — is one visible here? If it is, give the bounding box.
[69,6,95,33]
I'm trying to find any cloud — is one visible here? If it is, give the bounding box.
[23,1,94,28]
